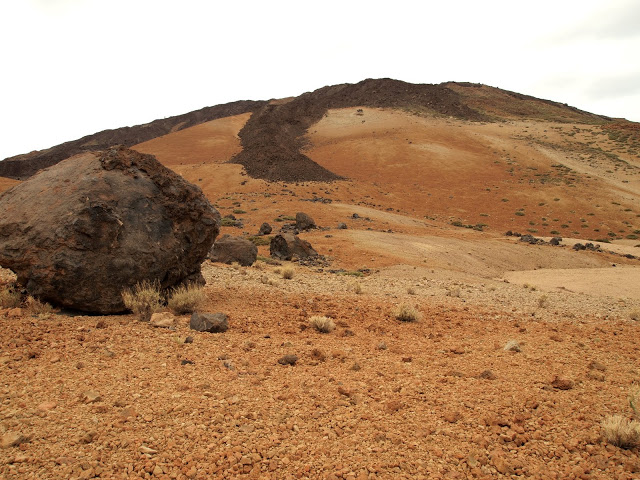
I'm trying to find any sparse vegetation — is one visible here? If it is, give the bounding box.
[281,267,295,279]
[309,315,336,333]
[0,284,22,308]
[392,303,422,322]
[601,415,640,449]
[538,294,549,308]
[122,281,162,322]
[24,295,53,316]
[167,283,205,314]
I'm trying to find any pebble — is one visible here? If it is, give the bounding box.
[1,432,26,449]
[278,354,298,365]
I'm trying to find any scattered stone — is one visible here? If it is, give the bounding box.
[503,340,521,352]
[278,354,298,366]
[0,146,219,313]
[139,445,158,455]
[402,357,412,363]
[184,336,194,344]
[444,411,462,423]
[270,233,318,261]
[7,308,23,318]
[208,234,257,266]
[350,362,361,371]
[37,401,57,411]
[1,432,27,449]
[450,347,466,355]
[295,212,316,230]
[150,312,175,328]
[189,312,229,333]
[588,360,606,371]
[258,222,272,235]
[478,370,497,380]
[337,222,347,230]
[386,400,403,412]
[81,391,102,404]
[551,376,574,390]
[181,359,195,365]
[77,430,98,444]
[377,341,388,350]
[549,237,562,246]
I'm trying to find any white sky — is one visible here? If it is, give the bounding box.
[1,0,639,160]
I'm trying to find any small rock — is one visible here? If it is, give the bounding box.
[337,222,347,230]
[503,340,521,352]
[78,430,98,444]
[7,308,23,318]
[376,341,387,350]
[1,432,26,449]
[386,400,403,412]
[444,411,462,423]
[181,359,195,365]
[139,445,158,455]
[478,370,497,380]
[150,312,175,328]
[37,401,57,411]
[551,376,574,390]
[189,312,228,333]
[278,354,298,366]
[184,336,194,344]
[81,391,102,403]
[402,357,412,363]
[588,360,606,372]
[153,465,163,476]
[450,347,465,355]
[295,212,316,230]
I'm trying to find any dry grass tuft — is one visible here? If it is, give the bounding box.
[538,294,549,308]
[309,315,336,333]
[281,266,295,280]
[167,284,205,314]
[122,281,162,322]
[0,284,22,308]
[352,282,364,295]
[601,415,640,449]
[24,296,53,316]
[393,303,422,322]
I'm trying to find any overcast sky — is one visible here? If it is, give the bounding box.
[1,0,639,160]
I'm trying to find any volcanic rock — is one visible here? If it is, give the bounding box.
[270,233,318,261]
[258,223,272,235]
[0,146,219,313]
[295,212,316,230]
[208,234,257,266]
[190,312,229,333]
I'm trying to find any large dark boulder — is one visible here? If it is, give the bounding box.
[209,234,257,266]
[295,212,316,230]
[270,233,318,261]
[0,146,220,313]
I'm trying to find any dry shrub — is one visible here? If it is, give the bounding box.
[24,296,53,316]
[168,284,205,314]
[538,294,549,308]
[309,315,336,333]
[0,284,22,308]
[353,282,363,295]
[393,303,422,322]
[601,415,640,449]
[281,267,295,279]
[122,281,162,321]
[446,286,461,298]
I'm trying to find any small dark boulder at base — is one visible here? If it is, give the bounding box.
[270,233,318,261]
[0,146,219,313]
[278,354,298,366]
[258,222,272,235]
[190,312,229,333]
[549,237,562,246]
[208,234,257,266]
[295,212,316,230]
[337,222,347,230]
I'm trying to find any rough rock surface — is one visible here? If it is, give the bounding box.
[208,235,257,267]
[257,222,272,236]
[270,233,318,261]
[295,212,316,231]
[189,312,229,333]
[0,146,220,313]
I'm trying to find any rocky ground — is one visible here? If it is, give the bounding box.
[1,260,639,480]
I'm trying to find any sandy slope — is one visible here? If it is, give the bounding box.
[1,105,640,479]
